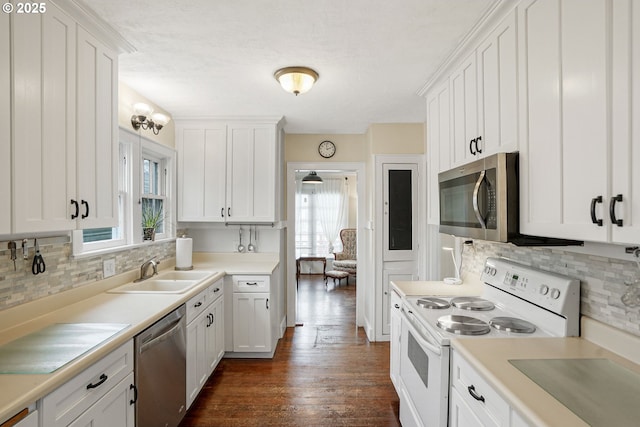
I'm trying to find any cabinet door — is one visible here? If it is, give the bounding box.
[0,11,9,234]
[76,26,118,229]
[226,124,276,222]
[450,51,478,166]
[382,268,417,336]
[389,290,402,391]
[186,310,208,408]
[426,83,450,225]
[518,0,608,241]
[67,373,135,427]
[383,164,418,261]
[12,4,76,233]
[611,0,640,244]
[177,123,227,222]
[477,9,518,156]
[212,296,225,367]
[233,293,271,352]
[449,387,487,427]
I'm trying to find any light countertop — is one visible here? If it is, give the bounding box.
[390,273,484,298]
[0,252,279,424]
[452,336,640,427]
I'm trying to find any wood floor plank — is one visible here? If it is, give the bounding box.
[179,276,400,426]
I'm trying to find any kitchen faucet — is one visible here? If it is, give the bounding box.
[135,257,159,282]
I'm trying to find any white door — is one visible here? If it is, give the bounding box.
[611,0,640,244]
[383,163,418,261]
[76,27,119,229]
[177,123,227,221]
[12,4,76,233]
[382,268,417,337]
[67,374,135,427]
[233,293,271,352]
[518,0,608,241]
[477,9,518,156]
[186,312,206,408]
[450,51,478,166]
[0,11,9,234]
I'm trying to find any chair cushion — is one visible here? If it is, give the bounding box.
[333,259,357,274]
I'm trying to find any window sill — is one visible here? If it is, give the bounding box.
[72,237,176,260]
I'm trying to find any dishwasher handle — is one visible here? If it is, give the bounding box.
[139,317,183,354]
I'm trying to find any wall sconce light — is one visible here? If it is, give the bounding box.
[274,66,319,96]
[130,102,170,135]
[302,171,323,184]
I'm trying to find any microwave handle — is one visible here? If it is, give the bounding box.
[472,170,487,229]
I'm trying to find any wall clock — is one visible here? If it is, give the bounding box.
[318,140,336,158]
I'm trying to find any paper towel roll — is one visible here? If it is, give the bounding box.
[176,237,193,270]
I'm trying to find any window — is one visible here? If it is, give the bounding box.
[73,129,175,255]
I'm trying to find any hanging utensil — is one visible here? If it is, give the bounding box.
[7,241,16,271]
[32,239,45,275]
[237,227,245,253]
[248,226,255,252]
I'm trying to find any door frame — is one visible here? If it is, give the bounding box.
[286,162,366,328]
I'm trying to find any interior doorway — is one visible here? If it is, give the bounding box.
[286,162,367,329]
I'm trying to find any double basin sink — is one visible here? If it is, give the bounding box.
[108,270,217,294]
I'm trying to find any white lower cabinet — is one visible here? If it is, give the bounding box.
[186,279,224,408]
[40,341,134,427]
[232,293,271,352]
[389,290,402,391]
[451,349,530,427]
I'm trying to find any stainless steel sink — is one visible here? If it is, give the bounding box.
[108,271,216,294]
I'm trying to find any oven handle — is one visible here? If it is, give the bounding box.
[472,170,487,229]
[402,308,442,356]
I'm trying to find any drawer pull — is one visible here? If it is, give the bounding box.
[87,373,108,390]
[194,301,202,308]
[467,384,485,403]
[246,282,258,286]
[213,287,220,293]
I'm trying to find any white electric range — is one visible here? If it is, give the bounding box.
[397,257,581,427]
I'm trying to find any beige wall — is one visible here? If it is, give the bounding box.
[368,123,425,154]
[285,134,366,162]
[118,83,175,148]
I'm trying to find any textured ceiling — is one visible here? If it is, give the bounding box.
[82,0,494,134]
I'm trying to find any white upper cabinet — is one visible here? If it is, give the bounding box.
[8,1,121,235]
[12,4,77,233]
[477,10,518,156]
[177,123,227,222]
[426,83,449,225]
[518,0,609,241]
[0,12,10,235]
[610,0,640,244]
[76,26,119,229]
[226,124,277,223]
[450,52,479,166]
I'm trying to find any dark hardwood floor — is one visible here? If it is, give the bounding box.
[179,275,401,426]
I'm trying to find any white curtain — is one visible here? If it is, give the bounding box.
[315,177,348,253]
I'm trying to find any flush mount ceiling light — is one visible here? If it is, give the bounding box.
[274,66,319,96]
[131,102,170,135]
[302,171,323,184]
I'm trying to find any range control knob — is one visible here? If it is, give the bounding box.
[551,288,561,300]
[539,285,549,295]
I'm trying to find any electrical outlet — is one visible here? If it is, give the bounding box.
[103,259,116,278]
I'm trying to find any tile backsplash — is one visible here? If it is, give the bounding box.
[0,240,176,311]
[461,240,640,337]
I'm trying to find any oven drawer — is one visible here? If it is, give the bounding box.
[451,349,509,426]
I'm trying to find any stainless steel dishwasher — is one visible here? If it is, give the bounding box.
[135,304,187,427]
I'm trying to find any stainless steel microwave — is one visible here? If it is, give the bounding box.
[438,152,518,242]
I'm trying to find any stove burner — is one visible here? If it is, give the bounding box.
[416,297,451,309]
[436,315,491,335]
[489,317,537,333]
[451,296,495,311]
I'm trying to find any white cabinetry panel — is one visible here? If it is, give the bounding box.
[12,4,76,233]
[75,26,119,229]
[611,0,640,243]
[177,124,227,222]
[450,52,478,166]
[0,12,9,234]
[232,293,271,352]
[67,373,135,427]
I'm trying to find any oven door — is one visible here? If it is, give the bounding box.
[399,308,449,427]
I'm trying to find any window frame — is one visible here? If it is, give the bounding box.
[72,128,176,256]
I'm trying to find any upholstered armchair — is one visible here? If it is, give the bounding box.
[332,228,357,281]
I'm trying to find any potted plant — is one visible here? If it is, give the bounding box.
[142,201,163,241]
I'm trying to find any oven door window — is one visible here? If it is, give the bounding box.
[408,331,429,388]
